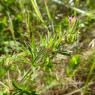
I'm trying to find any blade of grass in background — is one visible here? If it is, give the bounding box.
[7,12,16,41]
[31,0,44,23]
[53,0,95,19]
[44,0,55,33]
[31,0,50,32]
[83,53,95,94]
[44,0,52,21]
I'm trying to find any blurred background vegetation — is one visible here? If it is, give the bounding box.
[0,0,95,95]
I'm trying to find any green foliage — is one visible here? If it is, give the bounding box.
[0,0,95,95]
[66,54,80,76]
[0,91,7,95]
[12,81,38,95]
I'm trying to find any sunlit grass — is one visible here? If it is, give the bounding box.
[0,0,95,95]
